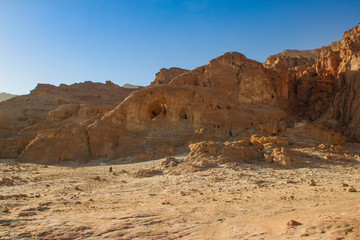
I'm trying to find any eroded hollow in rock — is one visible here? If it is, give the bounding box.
[148,99,167,119]
[179,107,188,120]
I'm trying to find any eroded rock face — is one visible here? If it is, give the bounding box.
[324,24,360,141]
[171,52,282,104]
[328,71,360,141]
[1,24,359,164]
[150,67,189,86]
[0,81,135,160]
[19,128,89,164]
[87,52,288,161]
[264,49,317,72]
[264,23,360,139]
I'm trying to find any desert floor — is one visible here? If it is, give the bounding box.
[1,143,360,240]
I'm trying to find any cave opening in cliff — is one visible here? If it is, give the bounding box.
[148,99,167,119]
[179,108,188,120]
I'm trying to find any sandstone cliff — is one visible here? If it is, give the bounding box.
[86,52,287,161]
[264,23,360,140]
[0,81,135,161]
[1,23,359,164]
[150,67,189,86]
[14,51,289,163]
[327,70,360,141]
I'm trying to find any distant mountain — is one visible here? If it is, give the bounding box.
[0,92,17,102]
[122,83,141,89]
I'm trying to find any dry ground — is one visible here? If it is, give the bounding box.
[1,143,360,239]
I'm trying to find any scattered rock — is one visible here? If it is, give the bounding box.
[161,157,180,168]
[271,147,298,166]
[287,220,302,226]
[264,154,274,163]
[2,207,10,213]
[348,186,356,192]
[309,179,316,186]
[0,176,28,186]
[18,211,37,217]
[130,168,163,178]
[186,140,263,168]
[92,176,105,181]
[251,134,290,147]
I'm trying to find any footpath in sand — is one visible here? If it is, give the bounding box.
[1,128,360,239]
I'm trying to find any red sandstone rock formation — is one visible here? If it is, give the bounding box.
[0,23,359,164]
[264,23,360,140]
[327,70,360,141]
[87,52,287,161]
[0,81,135,162]
[150,67,189,86]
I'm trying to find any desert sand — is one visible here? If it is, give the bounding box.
[1,23,360,240]
[1,131,359,240]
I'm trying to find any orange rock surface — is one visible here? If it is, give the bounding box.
[0,24,359,164]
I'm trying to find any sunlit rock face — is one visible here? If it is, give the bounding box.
[0,81,135,162]
[150,67,189,86]
[1,24,359,164]
[87,52,288,161]
[264,23,360,140]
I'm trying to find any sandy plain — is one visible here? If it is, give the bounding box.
[1,140,360,240]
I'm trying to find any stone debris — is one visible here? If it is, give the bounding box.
[130,168,163,178]
[309,179,316,186]
[287,220,303,226]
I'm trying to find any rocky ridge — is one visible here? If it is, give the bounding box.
[264,23,360,140]
[0,23,359,164]
[0,81,135,162]
[150,67,189,86]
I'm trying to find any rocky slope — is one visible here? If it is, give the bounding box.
[86,52,288,162]
[0,23,359,164]
[264,23,360,141]
[1,127,360,239]
[0,81,135,161]
[150,67,189,86]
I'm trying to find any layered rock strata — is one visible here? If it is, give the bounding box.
[0,81,135,161]
[0,23,359,164]
[264,23,360,140]
[150,67,189,86]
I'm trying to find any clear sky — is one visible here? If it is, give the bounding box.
[0,0,359,94]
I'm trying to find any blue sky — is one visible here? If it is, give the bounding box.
[0,0,359,94]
